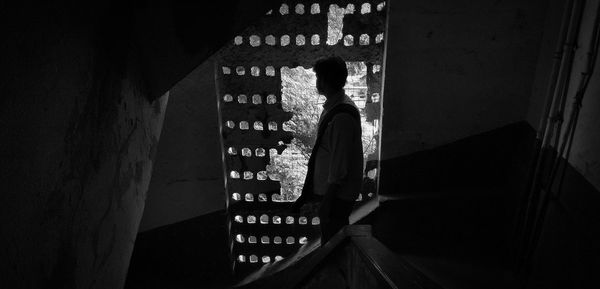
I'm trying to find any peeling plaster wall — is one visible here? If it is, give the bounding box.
[139,57,225,232]
[381,0,548,159]
[0,2,168,288]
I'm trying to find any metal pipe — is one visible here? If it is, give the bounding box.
[515,0,577,272]
[529,0,585,236]
[519,0,593,285]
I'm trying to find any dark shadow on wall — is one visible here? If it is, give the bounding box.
[370,121,599,289]
[379,121,537,195]
[125,210,233,289]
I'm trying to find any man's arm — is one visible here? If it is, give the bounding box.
[320,113,357,218]
[326,113,356,185]
[318,183,341,222]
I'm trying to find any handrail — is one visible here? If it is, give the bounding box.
[235,224,443,289]
[234,225,371,288]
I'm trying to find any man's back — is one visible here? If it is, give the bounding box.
[312,94,363,202]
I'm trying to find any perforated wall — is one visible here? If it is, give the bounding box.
[215,0,387,275]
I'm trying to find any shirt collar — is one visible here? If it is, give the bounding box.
[322,90,346,111]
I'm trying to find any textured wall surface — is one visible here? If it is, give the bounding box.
[557,0,600,191]
[525,0,600,191]
[139,57,225,232]
[0,2,168,288]
[381,0,548,158]
[526,1,600,287]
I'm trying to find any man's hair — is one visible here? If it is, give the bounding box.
[313,56,348,91]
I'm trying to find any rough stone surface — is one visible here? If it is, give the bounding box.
[0,2,168,288]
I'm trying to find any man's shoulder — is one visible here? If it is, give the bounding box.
[331,111,358,122]
[330,103,359,120]
[329,111,360,131]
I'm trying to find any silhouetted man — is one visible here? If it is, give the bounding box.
[292,56,363,244]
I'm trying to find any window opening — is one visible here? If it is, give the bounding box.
[299,216,308,225]
[361,3,371,14]
[285,216,294,224]
[217,0,388,275]
[252,94,262,104]
[242,147,251,157]
[281,35,290,46]
[234,215,243,223]
[251,67,260,76]
[311,3,320,14]
[236,234,245,243]
[249,255,258,263]
[296,34,306,46]
[311,217,320,225]
[234,36,243,45]
[286,236,295,244]
[272,216,281,224]
[344,34,354,46]
[260,214,269,224]
[360,34,370,45]
[279,4,289,15]
[311,34,320,45]
[236,66,245,75]
[261,236,270,244]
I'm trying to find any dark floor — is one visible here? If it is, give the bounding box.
[125,191,519,289]
[365,188,518,289]
[125,210,233,289]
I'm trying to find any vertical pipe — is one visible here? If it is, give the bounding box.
[514,0,576,272]
[518,0,588,284]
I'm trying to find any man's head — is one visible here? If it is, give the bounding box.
[313,56,348,96]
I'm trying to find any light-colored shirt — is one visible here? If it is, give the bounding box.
[312,92,364,201]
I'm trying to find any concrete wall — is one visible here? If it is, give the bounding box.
[381,0,548,159]
[137,0,553,232]
[556,0,600,191]
[0,2,167,288]
[526,0,600,197]
[526,0,600,287]
[139,58,225,232]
